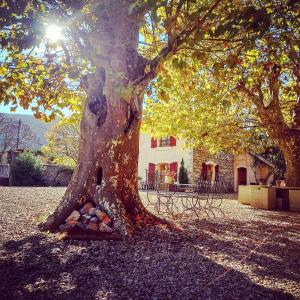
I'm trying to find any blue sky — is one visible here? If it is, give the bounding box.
[0,104,33,115]
[0,103,72,117]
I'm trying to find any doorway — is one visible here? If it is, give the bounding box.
[237,167,247,186]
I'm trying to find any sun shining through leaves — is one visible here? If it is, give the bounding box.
[45,24,63,42]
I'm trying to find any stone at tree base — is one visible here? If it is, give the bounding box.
[99,223,113,233]
[59,224,66,232]
[90,217,98,224]
[88,208,97,216]
[102,215,112,226]
[86,223,98,231]
[95,209,112,225]
[59,220,83,232]
[58,203,115,237]
[65,210,81,222]
[94,208,104,218]
[80,202,94,214]
[82,214,91,223]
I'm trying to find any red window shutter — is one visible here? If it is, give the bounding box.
[170,162,178,181]
[148,163,155,174]
[170,136,176,146]
[148,163,156,185]
[151,138,157,148]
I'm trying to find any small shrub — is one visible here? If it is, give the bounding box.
[11,151,45,186]
[179,158,189,184]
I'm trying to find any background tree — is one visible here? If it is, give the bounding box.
[178,158,189,184]
[0,113,38,153]
[260,147,286,181]
[0,0,286,235]
[42,121,80,168]
[143,0,300,185]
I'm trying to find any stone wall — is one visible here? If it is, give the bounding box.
[193,147,234,189]
[42,164,73,186]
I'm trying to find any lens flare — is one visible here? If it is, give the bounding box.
[45,24,63,42]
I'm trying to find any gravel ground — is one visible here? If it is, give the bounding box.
[0,187,299,300]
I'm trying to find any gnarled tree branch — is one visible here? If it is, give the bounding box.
[133,0,223,87]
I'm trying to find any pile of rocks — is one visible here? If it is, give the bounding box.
[59,202,114,233]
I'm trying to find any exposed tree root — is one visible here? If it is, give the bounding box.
[38,184,182,237]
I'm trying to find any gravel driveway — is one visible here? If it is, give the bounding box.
[0,187,299,299]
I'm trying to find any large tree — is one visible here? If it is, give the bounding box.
[0,0,286,235]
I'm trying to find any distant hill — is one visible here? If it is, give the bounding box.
[0,113,57,150]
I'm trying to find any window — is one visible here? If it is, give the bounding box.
[201,162,219,182]
[151,136,176,148]
[159,136,176,147]
[159,137,170,147]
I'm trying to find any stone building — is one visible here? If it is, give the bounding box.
[233,151,275,192]
[192,147,234,187]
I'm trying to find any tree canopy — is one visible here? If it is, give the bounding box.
[1,1,298,163]
[1,0,289,119]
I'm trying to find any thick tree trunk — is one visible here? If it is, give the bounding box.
[42,94,159,235]
[263,116,300,186]
[40,1,167,236]
[262,112,300,186]
[238,68,300,187]
[278,132,300,186]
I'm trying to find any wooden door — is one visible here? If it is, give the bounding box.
[237,167,247,185]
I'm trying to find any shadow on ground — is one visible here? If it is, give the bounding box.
[0,217,298,300]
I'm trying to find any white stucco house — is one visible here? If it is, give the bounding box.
[138,134,193,183]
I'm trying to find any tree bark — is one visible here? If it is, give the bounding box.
[258,104,300,186]
[40,1,169,236]
[258,120,300,186]
[238,72,300,187]
[278,131,300,186]
[259,103,300,186]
